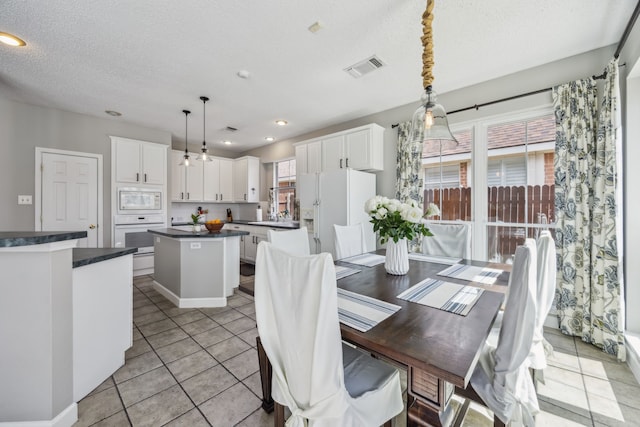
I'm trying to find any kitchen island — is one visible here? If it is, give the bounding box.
[149,228,249,308]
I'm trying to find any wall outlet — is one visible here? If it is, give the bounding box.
[190,242,201,249]
[18,195,32,205]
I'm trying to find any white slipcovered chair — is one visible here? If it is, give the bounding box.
[529,230,557,382]
[455,239,539,426]
[421,222,471,259]
[267,226,310,256]
[254,242,404,427]
[333,223,367,260]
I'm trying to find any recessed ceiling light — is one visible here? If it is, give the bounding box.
[105,110,122,117]
[0,32,26,47]
[237,70,250,79]
[275,120,288,126]
[264,136,275,142]
[223,140,232,145]
[308,21,323,34]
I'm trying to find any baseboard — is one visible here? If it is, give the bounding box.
[152,281,227,308]
[1,403,78,427]
[625,333,640,385]
[543,310,559,329]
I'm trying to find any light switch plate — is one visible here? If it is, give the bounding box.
[18,195,32,205]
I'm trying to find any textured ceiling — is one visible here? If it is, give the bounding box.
[0,0,635,152]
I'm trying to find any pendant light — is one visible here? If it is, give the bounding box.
[196,96,213,161]
[179,110,193,167]
[408,0,458,151]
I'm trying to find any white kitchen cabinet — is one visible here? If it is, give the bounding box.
[171,150,203,202]
[112,137,166,185]
[295,140,322,175]
[203,157,234,202]
[321,124,384,172]
[233,156,260,202]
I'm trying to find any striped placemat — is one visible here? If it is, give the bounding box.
[335,265,361,280]
[397,278,484,316]
[437,264,503,285]
[340,253,386,267]
[337,288,401,332]
[408,253,462,265]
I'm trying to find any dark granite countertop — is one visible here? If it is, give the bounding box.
[73,247,138,268]
[0,231,88,248]
[149,228,249,238]
[172,220,300,230]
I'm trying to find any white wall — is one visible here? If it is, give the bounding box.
[0,97,171,245]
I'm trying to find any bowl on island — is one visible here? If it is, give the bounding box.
[204,221,224,233]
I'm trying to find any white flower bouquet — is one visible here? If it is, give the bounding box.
[365,196,438,244]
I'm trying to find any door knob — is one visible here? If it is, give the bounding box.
[89,224,96,229]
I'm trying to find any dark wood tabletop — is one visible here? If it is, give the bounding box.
[335,251,510,389]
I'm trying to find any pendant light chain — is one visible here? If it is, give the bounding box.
[183,110,190,154]
[421,0,435,89]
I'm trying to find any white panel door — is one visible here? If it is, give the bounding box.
[41,152,98,247]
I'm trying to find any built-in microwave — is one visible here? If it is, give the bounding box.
[117,187,162,214]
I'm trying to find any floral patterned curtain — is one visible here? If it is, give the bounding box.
[395,121,424,205]
[396,121,425,252]
[553,59,625,361]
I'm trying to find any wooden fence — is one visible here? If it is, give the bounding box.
[424,185,555,261]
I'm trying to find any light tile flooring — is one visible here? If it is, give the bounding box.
[74,274,640,426]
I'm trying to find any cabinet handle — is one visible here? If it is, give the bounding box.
[220,193,223,201]
[144,173,147,182]
[340,158,343,168]
[187,192,190,200]
[215,194,218,201]
[136,172,139,182]
[244,194,247,201]
[346,158,349,168]
[181,192,184,200]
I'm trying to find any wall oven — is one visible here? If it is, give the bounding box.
[117,187,162,214]
[113,214,165,255]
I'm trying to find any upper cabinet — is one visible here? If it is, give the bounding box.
[233,156,260,203]
[295,140,322,175]
[112,137,167,185]
[203,157,234,202]
[170,150,203,202]
[171,152,236,203]
[294,123,384,175]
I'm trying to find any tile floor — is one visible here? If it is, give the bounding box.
[74,274,640,426]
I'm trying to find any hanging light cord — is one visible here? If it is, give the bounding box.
[421,0,435,90]
[183,110,190,154]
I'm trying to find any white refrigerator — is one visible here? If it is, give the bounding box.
[298,169,376,257]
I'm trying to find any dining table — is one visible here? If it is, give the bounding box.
[256,250,510,426]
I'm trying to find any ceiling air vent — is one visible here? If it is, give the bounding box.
[344,55,385,78]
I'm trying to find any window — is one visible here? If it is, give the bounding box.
[274,159,296,217]
[486,113,555,262]
[422,129,473,221]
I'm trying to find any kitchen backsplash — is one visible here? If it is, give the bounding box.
[171,201,269,224]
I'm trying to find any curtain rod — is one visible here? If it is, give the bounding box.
[391,63,626,129]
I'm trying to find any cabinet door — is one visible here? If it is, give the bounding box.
[115,140,142,183]
[218,159,233,202]
[295,145,308,175]
[246,157,260,202]
[345,129,370,170]
[170,151,186,201]
[233,158,248,202]
[239,235,246,260]
[141,143,166,185]
[203,158,220,202]
[244,234,258,262]
[322,135,345,172]
[185,155,203,201]
[307,141,322,174]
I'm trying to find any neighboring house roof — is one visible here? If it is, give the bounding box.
[423,114,555,158]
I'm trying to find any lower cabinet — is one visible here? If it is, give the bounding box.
[223,223,279,263]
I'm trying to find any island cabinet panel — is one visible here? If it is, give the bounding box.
[151,229,246,307]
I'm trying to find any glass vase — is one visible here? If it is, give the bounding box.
[385,238,409,275]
